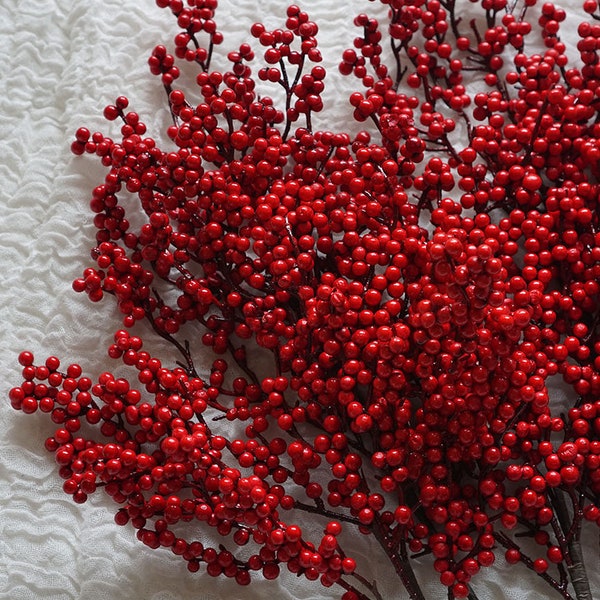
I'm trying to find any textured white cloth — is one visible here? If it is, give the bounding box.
[1,0,599,599]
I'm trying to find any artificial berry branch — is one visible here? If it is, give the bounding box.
[9,0,600,598]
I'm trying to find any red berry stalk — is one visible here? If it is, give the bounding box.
[9,0,600,599]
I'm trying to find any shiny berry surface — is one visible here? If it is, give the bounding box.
[10,0,600,599]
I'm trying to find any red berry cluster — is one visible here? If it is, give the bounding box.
[10,1,600,599]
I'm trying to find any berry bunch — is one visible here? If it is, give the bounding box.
[10,0,600,599]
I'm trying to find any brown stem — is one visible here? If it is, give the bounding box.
[494,532,575,600]
[293,499,363,528]
[551,489,593,600]
[145,309,200,378]
[295,500,425,599]
[371,519,426,600]
[337,575,381,600]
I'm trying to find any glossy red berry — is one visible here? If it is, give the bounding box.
[10,2,600,600]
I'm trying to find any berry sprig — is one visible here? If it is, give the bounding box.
[11,1,600,599]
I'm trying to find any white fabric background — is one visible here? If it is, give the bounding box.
[0,0,598,598]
